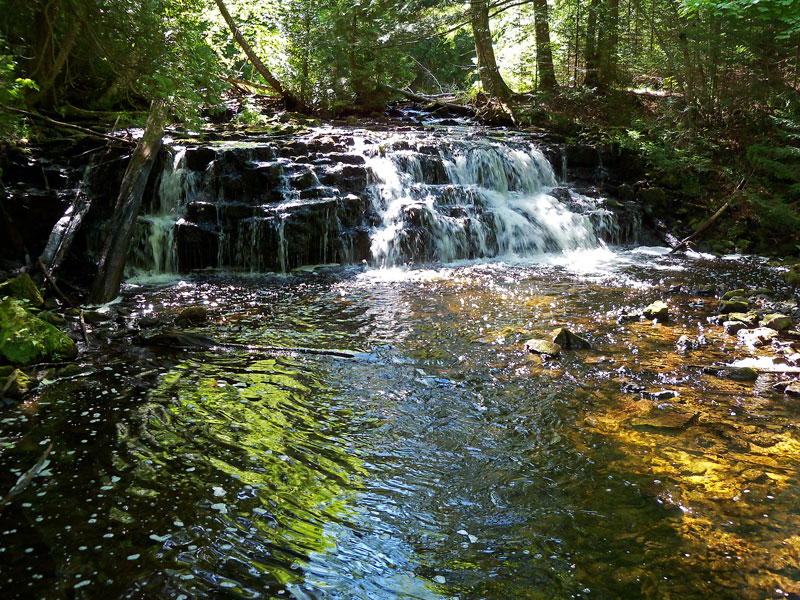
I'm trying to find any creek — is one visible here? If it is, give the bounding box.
[1,119,799,600]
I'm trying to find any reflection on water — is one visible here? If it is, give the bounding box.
[1,249,799,599]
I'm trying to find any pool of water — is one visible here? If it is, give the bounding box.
[2,248,799,599]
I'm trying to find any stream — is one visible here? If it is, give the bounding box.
[2,120,800,599]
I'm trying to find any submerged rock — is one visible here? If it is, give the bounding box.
[630,407,697,430]
[676,335,707,350]
[727,312,760,328]
[784,381,800,397]
[642,301,669,321]
[552,327,591,350]
[524,339,561,357]
[762,314,793,331]
[0,298,77,365]
[82,310,112,324]
[0,273,43,308]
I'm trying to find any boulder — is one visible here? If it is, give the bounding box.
[0,298,77,365]
[524,339,562,357]
[719,300,749,314]
[642,301,669,321]
[552,327,591,350]
[784,263,800,287]
[762,314,793,331]
[786,382,800,397]
[727,312,759,328]
[737,327,779,348]
[0,274,43,308]
[723,367,759,382]
[82,310,112,324]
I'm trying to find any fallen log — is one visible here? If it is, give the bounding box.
[0,103,132,145]
[89,100,168,304]
[37,258,75,308]
[651,217,682,250]
[670,201,730,254]
[39,185,93,277]
[378,83,475,116]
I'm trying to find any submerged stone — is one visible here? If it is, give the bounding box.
[0,298,77,365]
[784,263,800,286]
[177,305,207,324]
[785,381,800,397]
[0,273,43,308]
[727,312,759,328]
[552,327,591,350]
[762,314,793,331]
[524,339,561,357]
[631,407,697,430]
[642,301,669,321]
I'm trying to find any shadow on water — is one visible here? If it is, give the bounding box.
[2,249,800,599]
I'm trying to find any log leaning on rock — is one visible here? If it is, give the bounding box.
[377,84,476,117]
[90,100,168,304]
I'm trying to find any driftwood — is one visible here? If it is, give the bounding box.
[142,330,357,359]
[670,201,730,253]
[651,217,682,249]
[39,186,93,277]
[0,443,53,513]
[89,100,167,304]
[378,83,475,116]
[0,103,131,145]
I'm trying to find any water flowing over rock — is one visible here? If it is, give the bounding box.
[125,128,640,275]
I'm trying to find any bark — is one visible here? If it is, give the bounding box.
[532,0,558,90]
[584,0,601,87]
[28,14,80,108]
[89,100,167,304]
[469,0,513,101]
[40,186,92,275]
[213,0,301,111]
[599,0,619,86]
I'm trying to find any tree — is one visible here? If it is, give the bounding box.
[469,0,514,100]
[532,0,558,90]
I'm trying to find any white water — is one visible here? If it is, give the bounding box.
[363,137,616,267]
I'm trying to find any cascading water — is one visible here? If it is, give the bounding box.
[128,126,633,275]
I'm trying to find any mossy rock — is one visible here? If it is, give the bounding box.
[552,327,591,350]
[0,365,31,398]
[722,289,746,300]
[0,274,43,308]
[524,338,561,357]
[0,298,78,365]
[785,264,800,287]
[642,300,669,321]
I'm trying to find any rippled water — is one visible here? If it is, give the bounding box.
[2,249,800,599]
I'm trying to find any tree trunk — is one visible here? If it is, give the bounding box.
[89,100,167,304]
[532,0,558,91]
[213,0,301,111]
[469,0,513,100]
[584,0,601,87]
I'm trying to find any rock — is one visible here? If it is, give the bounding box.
[0,365,31,398]
[177,305,207,324]
[138,316,160,328]
[719,299,749,314]
[643,389,679,401]
[39,311,66,325]
[785,382,800,397]
[724,367,759,381]
[722,289,747,300]
[727,312,759,328]
[0,274,43,308]
[693,284,715,297]
[524,339,561,357]
[676,335,707,350]
[0,298,77,365]
[642,301,669,321]
[737,327,779,348]
[762,314,793,331]
[784,263,800,287]
[723,321,747,335]
[82,310,112,324]
[552,327,591,350]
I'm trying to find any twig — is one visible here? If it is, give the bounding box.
[0,103,132,145]
[78,309,89,345]
[0,443,53,513]
[37,258,75,308]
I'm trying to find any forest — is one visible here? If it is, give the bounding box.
[1,0,799,253]
[3,2,800,599]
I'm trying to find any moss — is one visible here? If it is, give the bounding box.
[0,274,43,307]
[0,298,77,365]
[0,365,31,398]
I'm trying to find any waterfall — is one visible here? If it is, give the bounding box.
[363,137,609,267]
[125,128,633,275]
